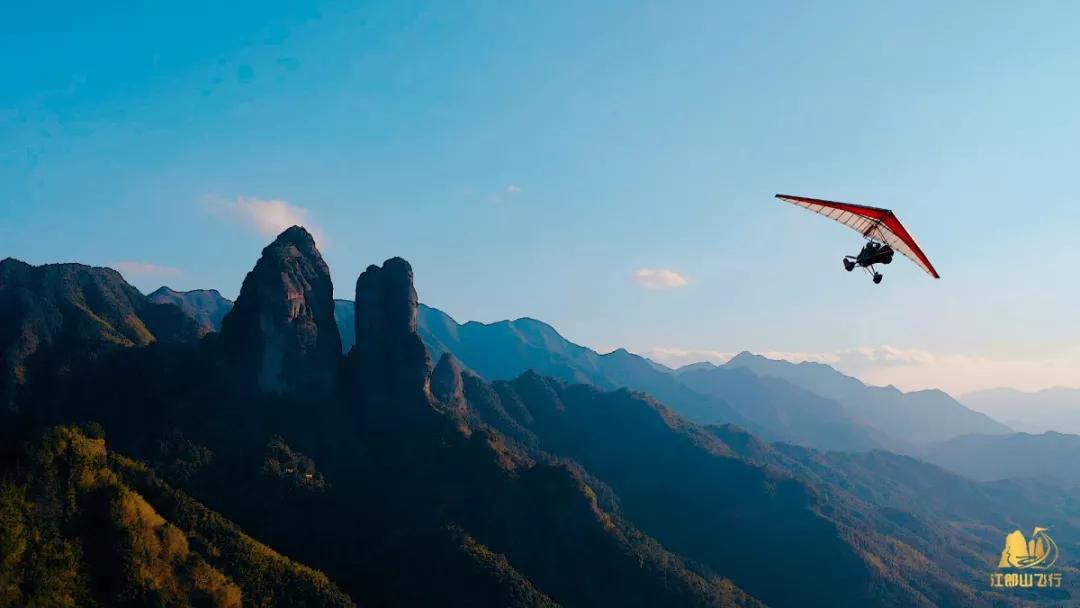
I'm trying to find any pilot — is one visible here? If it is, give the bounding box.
[858,241,879,262]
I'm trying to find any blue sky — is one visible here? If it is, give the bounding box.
[3,1,1078,393]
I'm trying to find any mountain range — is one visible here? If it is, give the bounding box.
[4,232,1076,606]
[148,286,233,335]
[0,258,202,411]
[720,352,1011,443]
[155,276,1025,457]
[962,387,1080,434]
[136,276,1080,481]
[916,431,1080,484]
[333,301,1009,452]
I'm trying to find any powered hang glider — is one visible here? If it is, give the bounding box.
[773,194,940,284]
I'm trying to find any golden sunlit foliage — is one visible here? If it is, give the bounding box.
[0,427,352,608]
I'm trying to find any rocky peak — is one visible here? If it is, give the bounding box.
[220,226,341,395]
[350,257,432,410]
[148,286,181,298]
[147,286,233,334]
[431,352,466,415]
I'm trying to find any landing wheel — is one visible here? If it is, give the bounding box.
[873,273,883,284]
[843,258,855,272]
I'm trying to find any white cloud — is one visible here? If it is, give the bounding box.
[506,184,522,194]
[633,268,689,290]
[112,261,182,278]
[203,195,325,245]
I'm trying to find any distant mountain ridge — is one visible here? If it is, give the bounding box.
[333,301,1005,451]
[148,286,233,334]
[337,301,880,450]
[126,274,1080,490]
[722,351,1011,444]
[677,364,894,452]
[917,431,1080,484]
[962,387,1080,434]
[169,290,1009,452]
[339,301,736,419]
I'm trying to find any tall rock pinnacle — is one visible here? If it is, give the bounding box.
[350,257,432,410]
[220,226,342,395]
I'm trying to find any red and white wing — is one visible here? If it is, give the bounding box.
[775,194,940,278]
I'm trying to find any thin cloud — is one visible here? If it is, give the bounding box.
[112,261,182,278]
[202,195,326,245]
[756,350,842,365]
[648,347,734,368]
[633,268,689,290]
[480,184,524,205]
[851,345,936,367]
[839,347,1080,394]
[646,344,1080,394]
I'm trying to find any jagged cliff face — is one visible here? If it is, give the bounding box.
[350,257,432,412]
[220,226,341,395]
[0,257,200,409]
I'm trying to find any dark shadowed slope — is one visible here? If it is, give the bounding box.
[148,286,233,334]
[462,372,1010,607]
[723,351,1011,443]
[708,424,1080,604]
[0,257,202,410]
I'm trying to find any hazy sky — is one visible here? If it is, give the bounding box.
[3,1,1078,394]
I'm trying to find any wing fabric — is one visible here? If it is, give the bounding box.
[775,194,940,278]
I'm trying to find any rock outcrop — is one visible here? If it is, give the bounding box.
[431,352,467,415]
[220,226,341,395]
[350,257,431,411]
